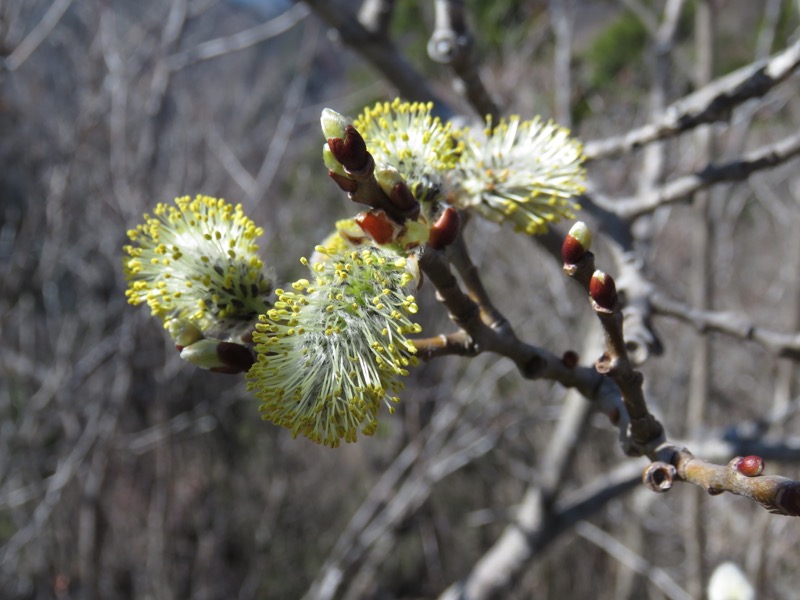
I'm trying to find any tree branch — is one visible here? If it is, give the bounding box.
[165,3,310,71]
[650,292,800,360]
[300,0,450,116]
[583,36,800,160]
[562,228,800,517]
[591,130,800,219]
[428,0,500,118]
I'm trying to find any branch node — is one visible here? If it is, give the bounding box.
[643,462,676,493]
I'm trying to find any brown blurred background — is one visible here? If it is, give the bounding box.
[1,1,799,598]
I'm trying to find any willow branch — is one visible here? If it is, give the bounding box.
[562,229,800,517]
[446,220,507,330]
[648,444,800,516]
[415,245,629,444]
[428,0,500,118]
[418,248,587,382]
[650,292,800,361]
[592,129,800,220]
[563,250,665,454]
[301,0,449,115]
[583,36,800,159]
[165,4,310,70]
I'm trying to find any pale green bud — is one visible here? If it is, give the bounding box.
[168,318,204,348]
[374,165,405,197]
[180,339,226,370]
[323,144,347,177]
[320,108,349,140]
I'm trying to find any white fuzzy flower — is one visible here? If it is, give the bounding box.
[247,245,422,447]
[451,115,585,235]
[353,98,461,199]
[123,195,273,332]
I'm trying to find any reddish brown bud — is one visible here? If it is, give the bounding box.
[355,209,399,245]
[389,181,419,215]
[561,221,592,264]
[328,170,357,193]
[215,341,255,374]
[590,270,617,310]
[428,207,460,250]
[327,125,369,171]
[734,455,764,477]
[561,350,579,368]
[209,365,246,374]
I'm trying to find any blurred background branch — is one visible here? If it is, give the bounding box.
[2,0,800,598]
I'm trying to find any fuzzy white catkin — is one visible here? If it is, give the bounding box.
[707,562,755,600]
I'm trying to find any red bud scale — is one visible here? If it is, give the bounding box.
[590,270,618,310]
[428,207,460,250]
[734,455,764,477]
[562,221,592,264]
[355,209,400,245]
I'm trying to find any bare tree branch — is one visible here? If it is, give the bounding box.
[583,36,800,159]
[165,3,310,71]
[428,0,500,118]
[246,20,319,205]
[3,0,73,71]
[650,292,800,361]
[438,462,644,600]
[575,521,693,600]
[358,0,395,36]
[592,130,800,219]
[301,0,450,115]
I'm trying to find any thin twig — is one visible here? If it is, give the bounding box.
[684,4,716,594]
[649,444,800,516]
[562,230,800,517]
[548,0,574,127]
[575,521,692,600]
[583,37,800,159]
[591,130,800,219]
[165,3,310,71]
[3,0,73,71]
[650,292,800,361]
[245,20,318,205]
[428,0,500,118]
[563,250,665,454]
[302,0,450,116]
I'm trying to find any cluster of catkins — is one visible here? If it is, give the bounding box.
[123,99,585,446]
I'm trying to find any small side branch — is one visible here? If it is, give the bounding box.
[563,250,664,454]
[583,37,800,159]
[303,0,448,112]
[650,444,800,517]
[651,292,800,361]
[165,4,310,71]
[593,130,800,219]
[561,224,800,517]
[427,0,500,118]
[416,247,610,405]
